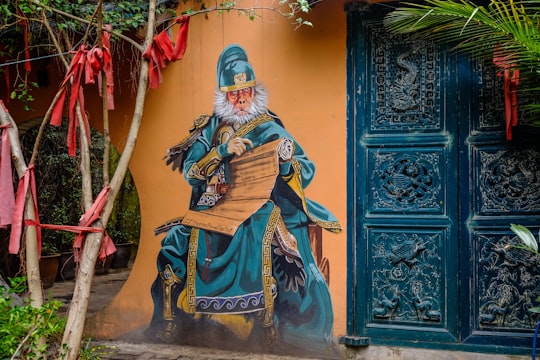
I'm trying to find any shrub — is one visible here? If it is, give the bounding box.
[0,277,66,358]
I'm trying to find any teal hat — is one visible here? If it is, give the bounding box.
[216,44,256,92]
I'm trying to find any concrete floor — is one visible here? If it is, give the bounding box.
[45,261,130,317]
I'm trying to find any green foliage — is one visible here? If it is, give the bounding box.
[510,223,539,254]
[18,122,141,253]
[106,148,141,245]
[0,0,177,35]
[0,277,66,359]
[384,0,540,122]
[20,123,91,253]
[178,0,314,27]
[0,0,177,111]
[280,0,313,27]
[10,82,38,111]
[0,277,117,358]
[510,224,540,313]
[79,338,117,360]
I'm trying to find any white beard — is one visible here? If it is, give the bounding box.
[213,83,269,128]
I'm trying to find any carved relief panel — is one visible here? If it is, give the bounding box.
[352,13,457,341]
[366,20,442,132]
[369,149,444,214]
[369,229,444,325]
[476,148,540,214]
[476,231,540,330]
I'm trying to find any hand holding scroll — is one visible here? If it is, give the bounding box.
[227,137,253,156]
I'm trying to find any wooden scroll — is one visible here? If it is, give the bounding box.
[181,139,282,235]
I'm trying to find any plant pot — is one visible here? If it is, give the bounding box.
[39,253,60,289]
[56,251,77,281]
[111,242,133,268]
[95,253,113,275]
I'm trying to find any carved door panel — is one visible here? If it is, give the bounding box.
[346,4,540,349]
[462,61,540,347]
[346,4,459,343]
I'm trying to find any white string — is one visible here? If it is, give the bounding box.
[0,51,71,68]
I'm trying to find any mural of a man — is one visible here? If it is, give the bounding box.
[149,44,341,356]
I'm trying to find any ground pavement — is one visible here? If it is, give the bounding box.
[47,264,321,360]
[47,265,532,360]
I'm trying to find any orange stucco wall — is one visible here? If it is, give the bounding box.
[8,0,353,341]
[94,0,351,339]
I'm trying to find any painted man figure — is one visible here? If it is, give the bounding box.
[149,44,341,356]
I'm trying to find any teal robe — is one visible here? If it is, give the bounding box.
[150,112,341,354]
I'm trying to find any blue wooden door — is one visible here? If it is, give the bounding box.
[345,3,540,351]
[461,48,540,349]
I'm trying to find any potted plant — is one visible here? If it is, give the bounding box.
[18,122,140,276]
[39,242,61,289]
[56,236,77,281]
[108,230,134,269]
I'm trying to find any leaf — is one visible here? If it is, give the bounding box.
[460,7,479,35]
[510,223,538,253]
[383,0,540,120]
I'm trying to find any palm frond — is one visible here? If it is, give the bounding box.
[384,0,540,121]
[384,0,540,72]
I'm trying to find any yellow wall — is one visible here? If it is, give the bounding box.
[9,0,353,340]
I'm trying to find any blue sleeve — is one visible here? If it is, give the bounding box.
[248,121,316,188]
[182,122,217,186]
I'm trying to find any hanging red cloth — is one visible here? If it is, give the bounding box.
[86,25,115,111]
[493,51,520,140]
[9,164,41,256]
[50,46,91,156]
[0,122,15,229]
[19,19,31,72]
[21,186,116,261]
[50,29,115,156]
[143,15,190,89]
[71,186,116,262]
[102,26,115,111]
[0,46,11,102]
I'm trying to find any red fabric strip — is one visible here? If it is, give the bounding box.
[8,170,27,254]
[172,15,190,61]
[22,186,116,261]
[101,26,115,110]
[19,19,31,72]
[26,221,103,234]
[50,89,67,126]
[0,122,15,229]
[72,186,116,261]
[9,165,42,256]
[493,51,520,140]
[143,33,168,89]
[49,28,116,154]
[143,15,190,89]
[506,69,519,140]
[50,47,89,156]
[0,46,11,101]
